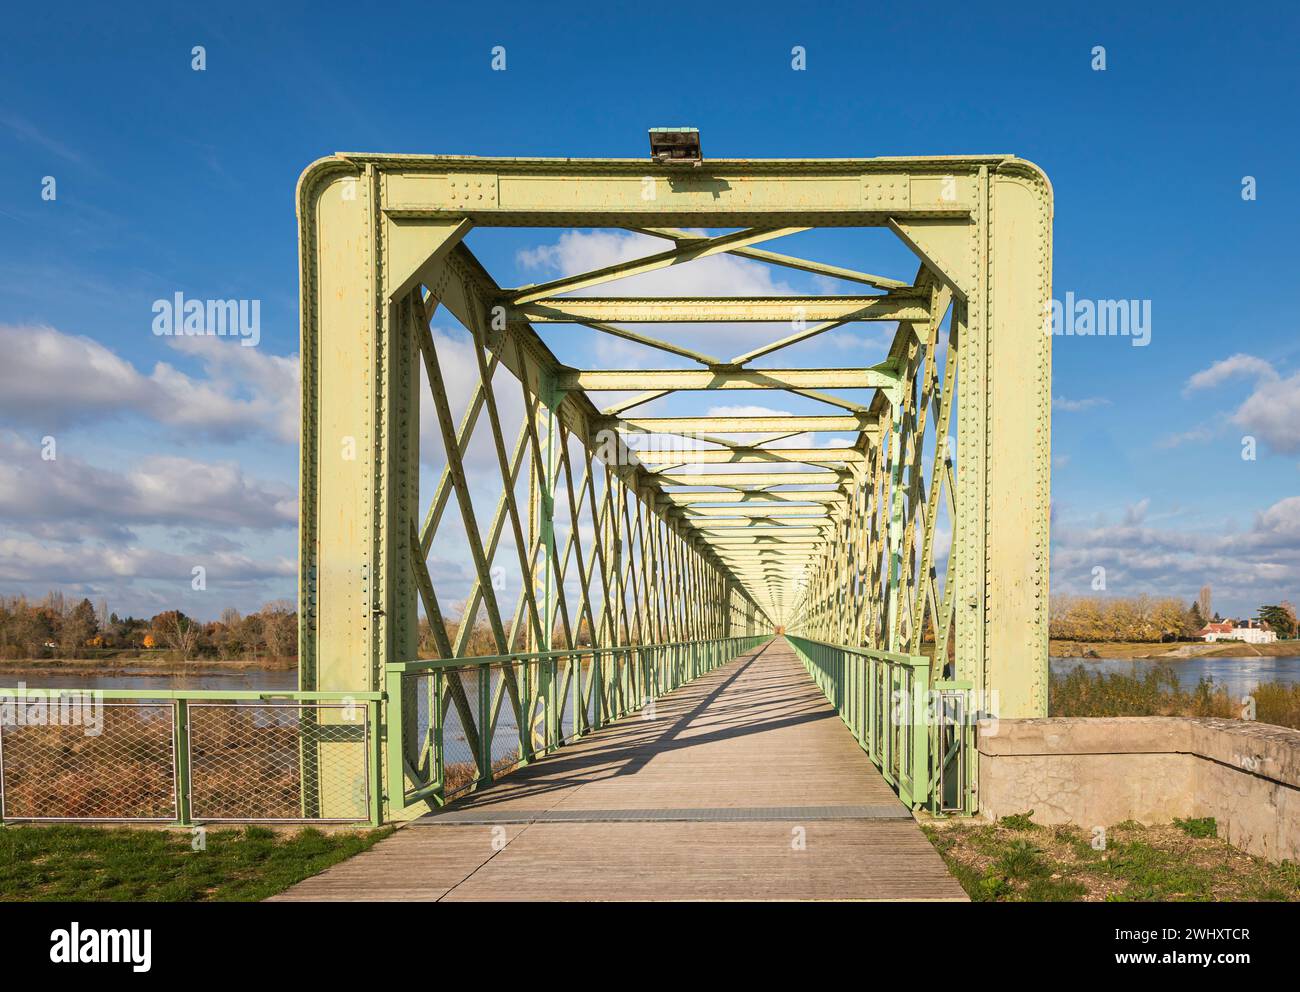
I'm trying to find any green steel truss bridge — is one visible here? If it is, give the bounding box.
[1,151,1051,896]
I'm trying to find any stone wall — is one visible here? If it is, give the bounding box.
[976,717,1300,862]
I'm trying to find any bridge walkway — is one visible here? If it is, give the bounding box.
[272,637,966,901]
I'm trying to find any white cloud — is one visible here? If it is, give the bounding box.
[1052,395,1110,412]
[165,335,300,443]
[1184,353,1277,393]
[0,324,299,443]
[1123,498,1150,525]
[0,537,293,586]
[1051,495,1300,613]
[1182,353,1300,454]
[705,404,794,418]
[0,433,295,535]
[0,327,301,615]
[1228,373,1300,454]
[1158,424,1217,449]
[1255,496,1300,542]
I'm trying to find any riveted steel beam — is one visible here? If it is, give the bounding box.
[720,563,816,569]
[664,490,847,504]
[615,414,873,434]
[509,293,928,325]
[710,543,822,551]
[684,504,832,517]
[359,155,998,227]
[637,447,864,466]
[657,470,846,487]
[697,521,831,531]
[560,367,898,392]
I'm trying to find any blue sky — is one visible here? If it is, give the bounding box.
[1,2,1297,621]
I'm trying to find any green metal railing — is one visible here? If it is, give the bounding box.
[0,688,383,825]
[786,635,973,813]
[0,636,769,826]
[385,634,769,813]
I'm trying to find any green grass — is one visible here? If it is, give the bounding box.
[1173,816,1217,839]
[0,823,394,901]
[997,811,1037,831]
[923,816,1300,902]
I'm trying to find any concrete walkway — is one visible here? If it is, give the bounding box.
[271,638,966,901]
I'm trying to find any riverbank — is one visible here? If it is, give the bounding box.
[0,655,296,677]
[1050,639,1300,660]
[1050,663,1300,729]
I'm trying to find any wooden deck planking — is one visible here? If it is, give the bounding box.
[271,638,966,902]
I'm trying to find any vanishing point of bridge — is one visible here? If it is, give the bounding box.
[1,144,1052,899]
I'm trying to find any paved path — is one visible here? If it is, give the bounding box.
[271,638,966,901]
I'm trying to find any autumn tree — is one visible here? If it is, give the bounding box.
[1049,594,1203,643]
[0,596,56,658]
[59,598,99,656]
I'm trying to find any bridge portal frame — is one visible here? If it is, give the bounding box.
[295,152,1052,817]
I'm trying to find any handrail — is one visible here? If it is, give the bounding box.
[0,687,382,701]
[785,634,973,814]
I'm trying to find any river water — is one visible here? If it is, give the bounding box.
[8,657,1300,701]
[1049,655,1300,697]
[2,669,299,692]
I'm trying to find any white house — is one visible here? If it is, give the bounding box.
[1201,620,1277,645]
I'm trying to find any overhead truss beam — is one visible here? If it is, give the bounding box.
[509,293,928,325]
[560,366,898,392]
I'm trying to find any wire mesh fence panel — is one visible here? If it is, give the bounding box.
[859,659,869,743]
[584,655,598,730]
[614,655,627,712]
[440,671,479,798]
[602,654,612,724]
[631,650,646,714]
[187,703,369,822]
[516,660,541,757]
[487,665,522,776]
[900,667,914,794]
[0,702,176,820]
[399,672,438,800]
[598,652,613,721]
[874,663,886,761]
[889,669,903,782]
[559,655,578,743]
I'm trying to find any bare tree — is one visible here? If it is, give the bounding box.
[156,611,200,660]
[259,601,297,659]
